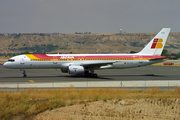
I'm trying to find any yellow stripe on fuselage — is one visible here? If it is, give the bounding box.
[133,58,149,60]
[26,54,39,59]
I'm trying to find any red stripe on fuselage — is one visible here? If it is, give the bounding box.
[31,54,165,60]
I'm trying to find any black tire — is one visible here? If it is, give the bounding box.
[93,74,98,78]
[84,71,89,77]
[89,73,93,77]
[23,75,27,78]
[84,73,88,77]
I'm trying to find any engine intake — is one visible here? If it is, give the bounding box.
[68,66,85,75]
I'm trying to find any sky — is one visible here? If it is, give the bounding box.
[0,0,179,33]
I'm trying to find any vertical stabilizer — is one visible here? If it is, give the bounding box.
[138,28,171,55]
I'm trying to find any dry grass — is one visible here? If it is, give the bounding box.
[0,57,10,59]
[1,87,180,120]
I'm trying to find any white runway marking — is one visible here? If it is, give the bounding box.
[0,80,180,88]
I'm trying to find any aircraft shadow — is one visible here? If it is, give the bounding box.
[58,74,166,81]
[101,74,165,77]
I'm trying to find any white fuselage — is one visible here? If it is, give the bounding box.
[3,54,162,69]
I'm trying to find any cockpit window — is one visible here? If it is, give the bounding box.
[8,59,15,62]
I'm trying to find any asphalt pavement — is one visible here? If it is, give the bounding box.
[0,65,180,91]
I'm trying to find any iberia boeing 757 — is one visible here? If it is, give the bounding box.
[3,28,171,77]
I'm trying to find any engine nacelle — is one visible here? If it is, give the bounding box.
[68,66,85,75]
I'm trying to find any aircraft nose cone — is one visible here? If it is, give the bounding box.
[3,62,9,68]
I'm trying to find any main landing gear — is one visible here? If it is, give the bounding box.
[84,72,98,78]
[22,69,27,78]
[84,69,98,78]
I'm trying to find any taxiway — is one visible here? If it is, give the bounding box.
[0,65,180,91]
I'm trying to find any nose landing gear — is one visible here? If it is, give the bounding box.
[21,69,27,78]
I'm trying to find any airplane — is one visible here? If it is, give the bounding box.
[3,28,171,78]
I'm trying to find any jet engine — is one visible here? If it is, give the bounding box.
[68,66,85,75]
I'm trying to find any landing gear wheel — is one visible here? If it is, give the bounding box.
[85,71,89,77]
[93,74,98,78]
[88,73,92,77]
[86,73,98,78]
[23,75,27,78]
[84,70,98,78]
[22,69,27,78]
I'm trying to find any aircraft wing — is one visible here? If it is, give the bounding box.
[80,61,115,68]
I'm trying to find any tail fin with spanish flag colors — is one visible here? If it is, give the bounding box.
[137,28,171,55]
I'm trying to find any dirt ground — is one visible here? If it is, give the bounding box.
[30,98,180,120]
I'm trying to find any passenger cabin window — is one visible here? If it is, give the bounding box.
[8,59,15,62]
